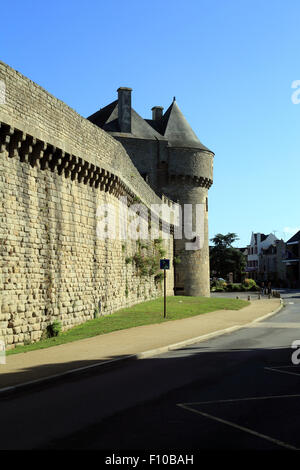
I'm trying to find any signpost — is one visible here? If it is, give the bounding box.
[160,259,170,318]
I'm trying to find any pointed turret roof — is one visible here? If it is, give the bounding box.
[161,99,213,152]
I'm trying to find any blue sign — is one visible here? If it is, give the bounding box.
[160,259,170,270]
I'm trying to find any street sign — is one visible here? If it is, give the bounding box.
[160,259,170,318]
[160,259,170,270]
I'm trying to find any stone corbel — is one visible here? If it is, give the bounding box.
[77,160,89,184]
[71,157,81,181]
[99,170,109,191]
[64,155,77,178]
[19,135,35,163]
[8,129,26,159]
[57,153,70,175]
[89,166,100,187]
[40,145,55,170]
[29,140,47,168]
[0,123,14,156]
[49,148,63,172]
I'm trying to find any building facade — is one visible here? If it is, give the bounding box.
[282,230,300,288]
[259,239,287,285]
[246,232,278,281]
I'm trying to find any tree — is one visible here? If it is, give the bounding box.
[210,233,246,281]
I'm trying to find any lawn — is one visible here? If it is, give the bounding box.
[7,296,248,355]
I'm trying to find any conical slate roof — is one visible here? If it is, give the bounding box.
[161,99,212,152]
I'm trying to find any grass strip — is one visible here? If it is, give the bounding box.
[7,296,248,355]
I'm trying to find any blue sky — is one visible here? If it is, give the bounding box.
[1,0,300,247]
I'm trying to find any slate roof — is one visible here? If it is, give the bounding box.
[88,102,165,140]
[87,97,213,152]
[160,100,212,151]
[287,230,300,244]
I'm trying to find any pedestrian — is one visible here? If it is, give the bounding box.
[261,282,265,295]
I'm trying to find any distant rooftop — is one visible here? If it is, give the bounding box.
[287,230,300,244]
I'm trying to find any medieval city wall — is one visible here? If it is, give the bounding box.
[0,62,174,348]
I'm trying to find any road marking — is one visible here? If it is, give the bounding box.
[178,393,300,406]
[265,366,300,378]
[266,365,300,369]
[177,403,299,450]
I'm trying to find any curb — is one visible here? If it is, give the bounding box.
[0,300,284,397]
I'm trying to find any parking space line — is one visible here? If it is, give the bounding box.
[265,366,300,378]
[177,403,299,450]
[178,393,300,406]
[266,365,300,369]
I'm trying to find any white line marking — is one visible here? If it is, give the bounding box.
[266,365,300,369]
[265,367,300,378]
[179,393,300,406]
[177,403,299,450]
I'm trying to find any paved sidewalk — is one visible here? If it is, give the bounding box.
[0,298,281,391]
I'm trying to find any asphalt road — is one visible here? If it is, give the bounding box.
[1,290,300,451]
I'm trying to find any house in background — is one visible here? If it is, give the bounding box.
[282,230,300,288]
[260,239,287,286]
[246,232,278,281]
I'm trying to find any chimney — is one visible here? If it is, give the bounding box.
[117,87,132,133]
[151,106,164,121]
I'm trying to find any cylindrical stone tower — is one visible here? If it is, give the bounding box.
[160,100,214,297]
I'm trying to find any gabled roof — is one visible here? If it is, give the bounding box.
[254,233,267,244]
[88,100,118,130]
[287,230,300,244]
[88,103,165,140]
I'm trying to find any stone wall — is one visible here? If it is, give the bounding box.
[0,62,174,348]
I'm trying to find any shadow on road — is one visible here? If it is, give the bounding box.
[1,341,300,450]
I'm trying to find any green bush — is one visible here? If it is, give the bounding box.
[242,278,260,291]
[46,320,62,338]
[249,284,260,292]
[243,278,256,288]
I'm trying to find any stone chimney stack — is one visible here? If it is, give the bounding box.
[151,106,164,121]
[117,87,132,133]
